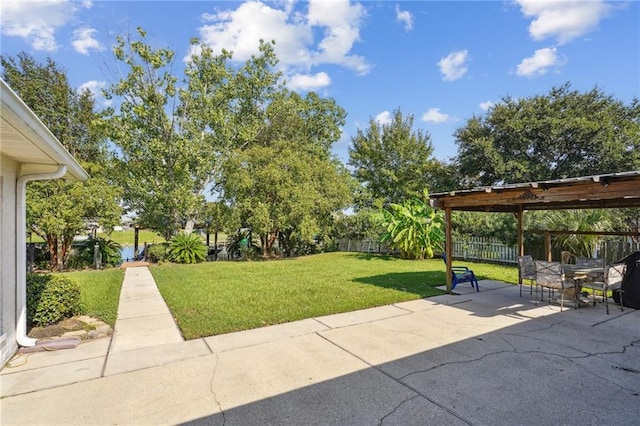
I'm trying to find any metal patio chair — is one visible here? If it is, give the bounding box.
[535,260,575,311]
[517,255,536,297]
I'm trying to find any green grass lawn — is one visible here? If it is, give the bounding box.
[151,252,519,339]
[62,269,124,326]
[98,230,167,245]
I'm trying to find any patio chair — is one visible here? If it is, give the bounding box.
[535,260,575,311]
[582,264,625,314]
[442,254,479,292]
[517,255,536,297]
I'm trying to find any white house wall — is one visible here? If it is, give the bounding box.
[0,154,18,366]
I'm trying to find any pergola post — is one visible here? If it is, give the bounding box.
[517,207,524,257]
[445,207,453,294]
[545,230,552,261]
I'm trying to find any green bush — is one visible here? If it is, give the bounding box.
[167,233,207,264]
[27,273,83,327]
[146,242,170,263]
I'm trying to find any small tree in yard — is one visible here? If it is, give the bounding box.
[381,190,444,260]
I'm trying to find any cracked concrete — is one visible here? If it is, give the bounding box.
[1,277,639,425]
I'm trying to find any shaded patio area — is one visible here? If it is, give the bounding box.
[430,171,640,293]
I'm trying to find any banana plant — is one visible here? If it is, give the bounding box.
[381,189,444,259]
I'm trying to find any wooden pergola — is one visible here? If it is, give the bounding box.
[429,171,640,293]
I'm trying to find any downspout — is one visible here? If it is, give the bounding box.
[16,165,67,347]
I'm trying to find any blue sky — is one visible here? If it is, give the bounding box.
[1,0,638,163]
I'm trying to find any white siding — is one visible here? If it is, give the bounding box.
[0,154,18,367]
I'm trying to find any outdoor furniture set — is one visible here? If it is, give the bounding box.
[517,255,625,313]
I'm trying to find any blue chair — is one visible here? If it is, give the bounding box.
[442,254,479,292]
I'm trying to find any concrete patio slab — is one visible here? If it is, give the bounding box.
[204,318,329,353]
[0,337,110,373]
[2,274,638,425]
[314,304,410,328]
[104,339,211,376]
[1,356,104,397]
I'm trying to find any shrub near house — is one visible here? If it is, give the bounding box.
[26,273,82,327]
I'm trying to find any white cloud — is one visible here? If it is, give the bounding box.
[516,47,564,78]
[287,72,331,91]
[515,0,613,45]
[395,5,413,31]
[72,27,103,55]
[437,50,468,81]
[422,108,450,123]
[479,101,495,111]
[198,1,310,64]
[77,80,111,106]
[77,80,105,95]
[194,0,369,76]
[375,111,392,125]
[0,0,80,51]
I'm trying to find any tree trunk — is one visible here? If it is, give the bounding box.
[46,235,58,271]
[184,219,195,234]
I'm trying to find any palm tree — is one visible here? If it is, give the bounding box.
[542,210,612,257]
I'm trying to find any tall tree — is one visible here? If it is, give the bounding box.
[223,90,352,257]
[2,52,121,270]
[104,28,281,240]
[348,109,440,209]
[454,83,640,187]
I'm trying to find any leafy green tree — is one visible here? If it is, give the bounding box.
[224,139,352,257]
[2,53,121,270]
[221,86,351,257]
[452,212,517,245]
[381,190,444,260]
[104,29,282,240]
[331,209,386,241]
[349,109,441,209]
[454,83,640,187]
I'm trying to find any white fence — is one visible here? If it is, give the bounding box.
[452,237,517,264]
[339,236,640,265]
[336,239,394,254]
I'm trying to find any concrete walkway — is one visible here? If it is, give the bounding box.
[1,274,639,425]
[110,266,183,352]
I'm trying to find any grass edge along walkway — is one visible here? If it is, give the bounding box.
[63,268,124,327]
[151,252,518,339]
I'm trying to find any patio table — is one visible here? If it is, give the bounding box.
[561,265,606,307]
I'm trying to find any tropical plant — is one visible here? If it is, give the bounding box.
[226,230,260,260]
[167,233,208,264]
[381,190,444,260]
[68,237,122,269]
[542,209,613,257]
